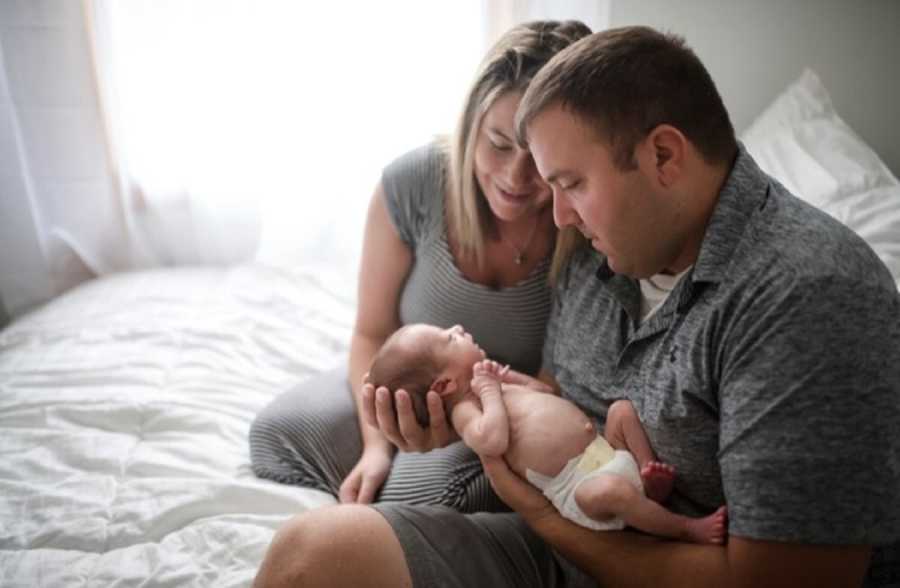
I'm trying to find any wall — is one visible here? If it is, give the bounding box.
[610,0,900,175]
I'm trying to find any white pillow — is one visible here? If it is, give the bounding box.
[742,69,900,282]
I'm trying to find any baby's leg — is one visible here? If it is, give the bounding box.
[574,475,728,545]
[605,399,674,502]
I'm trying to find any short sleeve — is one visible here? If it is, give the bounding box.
[718,275,900,544]
[380,143,446,247]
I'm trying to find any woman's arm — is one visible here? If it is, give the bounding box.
[348,183,412,456]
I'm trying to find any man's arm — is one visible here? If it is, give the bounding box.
[481,456,872,588]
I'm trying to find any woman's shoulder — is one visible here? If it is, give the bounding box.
[381,140,450,245]
[382,140,448,192]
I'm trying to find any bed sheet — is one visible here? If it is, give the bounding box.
[0,263,354,587]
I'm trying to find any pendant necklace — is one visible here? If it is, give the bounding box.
[505,216,539,265]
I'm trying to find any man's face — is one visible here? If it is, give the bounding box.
[527,105,672,278]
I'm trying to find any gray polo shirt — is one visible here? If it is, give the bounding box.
[544,147,900,584]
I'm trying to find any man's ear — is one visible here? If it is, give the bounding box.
[641,124,686,188]
[431,377,458,396]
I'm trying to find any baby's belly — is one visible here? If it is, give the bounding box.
[505,392,597,479]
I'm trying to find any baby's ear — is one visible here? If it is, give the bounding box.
[431,377,457,396]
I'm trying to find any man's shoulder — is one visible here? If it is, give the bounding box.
[730,181,896,298]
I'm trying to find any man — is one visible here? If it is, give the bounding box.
[255,26,899,588]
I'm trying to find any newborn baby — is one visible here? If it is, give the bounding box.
[368,323,726,543]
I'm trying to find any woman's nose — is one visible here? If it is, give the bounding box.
[506,152,536,189]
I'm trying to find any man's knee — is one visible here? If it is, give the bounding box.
[254,511,320,588]
[254,505,411,588]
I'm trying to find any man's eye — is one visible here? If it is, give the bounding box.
[561,180,580,191]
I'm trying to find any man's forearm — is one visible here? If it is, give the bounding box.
[528,512,871,588]
[530,513,731,588]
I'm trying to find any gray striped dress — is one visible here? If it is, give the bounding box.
[249,143,552,511]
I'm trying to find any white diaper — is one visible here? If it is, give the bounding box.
[526,436,644,531]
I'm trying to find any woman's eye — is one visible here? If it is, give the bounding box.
[491,141,512,152]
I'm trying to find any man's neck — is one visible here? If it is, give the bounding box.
[664,161,731,274]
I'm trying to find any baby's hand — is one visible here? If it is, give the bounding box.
[473,359,510,380]
[471,360,509,398]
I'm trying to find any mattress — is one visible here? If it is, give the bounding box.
[0,263,354,587]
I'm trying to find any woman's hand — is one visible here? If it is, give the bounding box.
[338,446,393,504]
[480,455,557,525]
[361,381,457,452]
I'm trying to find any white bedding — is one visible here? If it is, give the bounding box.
[0,263,354,587]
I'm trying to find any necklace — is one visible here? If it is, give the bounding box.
[503,216,539,265]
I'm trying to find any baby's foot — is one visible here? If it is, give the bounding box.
[684,506,728,545]
[641,461,675,503]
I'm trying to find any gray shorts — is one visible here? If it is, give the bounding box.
[373,504,596,588]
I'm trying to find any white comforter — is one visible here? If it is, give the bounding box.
[0,264,354,587]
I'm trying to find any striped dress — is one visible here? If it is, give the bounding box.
[249,143,552,511]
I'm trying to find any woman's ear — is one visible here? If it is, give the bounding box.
[641,124,686,188]
[431,377,458,396]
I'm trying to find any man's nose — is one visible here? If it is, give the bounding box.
[552,191,576,228]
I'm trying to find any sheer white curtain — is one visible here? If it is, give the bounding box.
[87,0,486,274]
[0,1,609,320]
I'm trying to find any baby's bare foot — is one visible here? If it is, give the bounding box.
[684,506,728,545]
[641,461,675,502]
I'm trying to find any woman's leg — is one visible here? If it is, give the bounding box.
[249,366,361,494]
[250,365,504,511]
[381,443,506,512]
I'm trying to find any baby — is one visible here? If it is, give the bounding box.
[368,323,727,543]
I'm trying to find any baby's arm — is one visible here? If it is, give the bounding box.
[450,360,510,457]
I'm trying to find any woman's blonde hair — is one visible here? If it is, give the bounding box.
[444,20,591,281]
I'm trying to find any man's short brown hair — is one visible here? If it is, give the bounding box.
[516,26,737,170]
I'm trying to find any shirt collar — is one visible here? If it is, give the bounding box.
[691,143,770,283]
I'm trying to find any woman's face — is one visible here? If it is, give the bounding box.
[473,91,552,223]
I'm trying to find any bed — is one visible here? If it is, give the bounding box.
[1,70,899,586]
[0,264,354,586]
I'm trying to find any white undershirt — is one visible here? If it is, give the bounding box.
[638,266,692,323]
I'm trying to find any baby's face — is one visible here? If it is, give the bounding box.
[406,324,485,380]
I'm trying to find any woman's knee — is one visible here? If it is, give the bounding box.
[254,505,411,588]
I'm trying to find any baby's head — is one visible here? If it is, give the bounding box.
[368,324,486,426]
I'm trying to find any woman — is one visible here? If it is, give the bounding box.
[249,19,591,511]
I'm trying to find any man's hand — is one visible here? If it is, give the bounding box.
[361,380,457,452]
[480,455,557,524]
